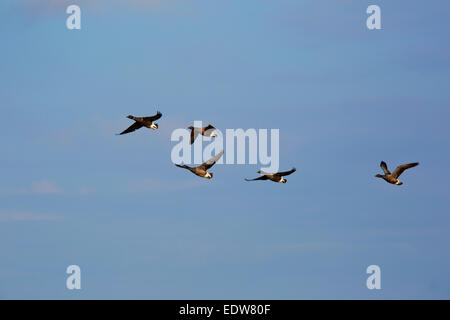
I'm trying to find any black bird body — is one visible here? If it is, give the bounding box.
[118,111,162,135]
[245,168,296,183]
[188,124,216,144]
[175,151,223,179]
[375,161,419,185]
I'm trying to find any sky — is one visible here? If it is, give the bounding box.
[0,0,449,299]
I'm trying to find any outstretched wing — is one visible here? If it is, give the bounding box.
[190,128,200,144]
[380,161,390,175]
[117,122,144,135]
[200,150,223,170]
[175,164,190,170]
[245,175,269,181]
[204,124,216,135]
[276,167,296,177]
[144,111,162,122]
[392,162,419,178]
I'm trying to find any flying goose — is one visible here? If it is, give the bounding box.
[188,124,217,144]
[245,168,296,183]
[117,111,162,135]
[375,161,419,185]
[175,150,223,179]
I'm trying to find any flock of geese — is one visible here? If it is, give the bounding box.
[117,111,419,185]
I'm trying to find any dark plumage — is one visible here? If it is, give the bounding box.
[188,124,217,144]
[175,150,223,179]
[117,111,162,135]
[375,161,419,185]
[245,168,296,183]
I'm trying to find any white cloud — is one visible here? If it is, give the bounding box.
[31,180,63,194]
[127,178,207,192]
[0,181,95,196]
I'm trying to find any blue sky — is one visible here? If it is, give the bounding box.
[0,0,449,299]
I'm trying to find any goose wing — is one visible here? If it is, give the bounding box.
[276,167,296,177]
[175,164,190,170]
[190,128,200,144]
[117,122,144,135]
[144,111,162,122]
[380,161,390,175]
[245,175,269,181]
[204,124,216,135]
[199,150,223,170]
[392,162,419,178]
